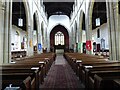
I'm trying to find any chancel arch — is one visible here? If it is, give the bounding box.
[50,25,69,52]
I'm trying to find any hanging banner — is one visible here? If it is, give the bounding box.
[29,40,32,47]
[78,42,82,51]
[38,43,42,51]
[86,40,92,51]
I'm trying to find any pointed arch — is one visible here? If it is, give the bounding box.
[33,11,39,53]
[50,25,69,52]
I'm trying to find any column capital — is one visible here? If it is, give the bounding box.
[0,1,5,11]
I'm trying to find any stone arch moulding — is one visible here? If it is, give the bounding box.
[77,10,86,53]
[33,11,40,53]
[33,11,40,35]
[22,1,33,56]
[87,0,107,54]
[41,21,45,48]
[79,10,85,31]
[23,1,32,32]
[74,20,78,43]
[49,23,70,35]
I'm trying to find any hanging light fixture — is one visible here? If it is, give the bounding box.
[18,1,23,27]
[95,18,100,26]
[18,18,23,27]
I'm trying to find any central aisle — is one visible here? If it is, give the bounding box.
[40,54,85,90]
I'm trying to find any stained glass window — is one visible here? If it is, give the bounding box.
[55,31,64,45]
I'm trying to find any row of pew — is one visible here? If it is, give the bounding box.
[64,53,120,90]
[0,53,56,90]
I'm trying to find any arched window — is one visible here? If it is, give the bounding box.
[55,31,64,45]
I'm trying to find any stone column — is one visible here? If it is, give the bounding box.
[42,28,45,51]
[71,28,74,50]
[113,2,120,60]
[69,29,72,50]
[37,32,42,54]
[44,29,46,52]
[85,1,93,54]
[106,1,119,60]
[27,25,34,56]
[3,0,12,63]
[47,31,50,52]
[78,27,83,53]
[73,27,76,52]
[0,1,5,64]
[78,12,84,53]
[118,5,120,61]
[38,33,42,54]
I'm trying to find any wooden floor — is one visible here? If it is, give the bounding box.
[40,54,85,90]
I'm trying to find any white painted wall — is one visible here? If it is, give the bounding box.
[82,30,86,42]
[48,15,70,32]
[100,23,109,49]
[11,25,27,51]
[92,23,109,49]
[33,30,37,46]
[47,15,70,51]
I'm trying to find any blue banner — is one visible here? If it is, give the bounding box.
[38,43,42,51]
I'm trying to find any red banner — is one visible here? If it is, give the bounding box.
[86,40,92,51]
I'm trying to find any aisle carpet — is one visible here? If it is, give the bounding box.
[40,54,85,90]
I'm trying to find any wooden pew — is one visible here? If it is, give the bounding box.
[1,73,32,90]
[64,52,108,77]
[112,79,120,90]
[84,64,120,89]
[1,63,44,85]
[64,52,120,90]
[14,58,49,79]
[94,71,120,90]
[1,53,56,90]
[64,52,118,70]
[1,53,56,89]
[14,53,55,76]
[0,64,42,90]
[80,62,120,83]
[2,67,39,88]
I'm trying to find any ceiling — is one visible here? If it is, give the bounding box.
[43,1,74,18]
[12,1,108,31]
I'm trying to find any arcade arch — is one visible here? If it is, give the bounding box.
[11,1,28,60]
[87,0,108,55]
[79,11,86,53]
[33,12,39,54]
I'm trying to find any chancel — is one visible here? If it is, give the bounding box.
[0,0,120,90]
